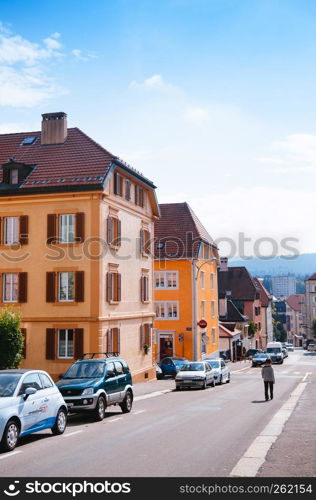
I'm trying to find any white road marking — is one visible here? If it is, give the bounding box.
[64,430,83,438]
[133,410,146,415]
[293,371,300,375]
[108,417,123,423]
[0,451,21,460]
[231,366,252,373]
[134,389,172,402]
[302,372,312,382]
[229,380,308,477]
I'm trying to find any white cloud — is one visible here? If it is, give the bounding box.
[72,49,97,61]
[0,26,66,107]
[257,133,316,172]
[184,106,210,123]
[130,74,176,91]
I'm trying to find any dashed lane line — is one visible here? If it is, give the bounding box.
[0,451,21,460]
[132,410,146,415]
[64,430,83,438]
[108,417,123,423]
[302,372,312,382]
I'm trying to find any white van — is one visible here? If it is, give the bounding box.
[266,342,284,364]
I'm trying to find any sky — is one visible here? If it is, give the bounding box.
[0,0,315,258]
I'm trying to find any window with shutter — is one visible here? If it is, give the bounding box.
[106,271,121,303]
[140,325,144,350]
[19,215,29,245]
[125,179,131,200]
[47,214,57,244]
[75,271,84,302]
[107,217,121,248]
[46,328,56,360]
[75,213,85,242]
[114,172,123,196]
[140,276,149,302]
[3,217,19,245]
[46,272,56,302]
[112,327,120,353]
[18,272,28,303]
[57,329,74,358]
[2,273,18,302]
[74,328,84,359]
[144,324,151,347]
[107,328,113,351]
[141,229,151,255]
[135,185,145,207]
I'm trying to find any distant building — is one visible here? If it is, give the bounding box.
[253,278,273,345]
[271,276,296,298]
[286,294,305,346]
[304,273,316,340]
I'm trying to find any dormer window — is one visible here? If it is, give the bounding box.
[10,169,19,184]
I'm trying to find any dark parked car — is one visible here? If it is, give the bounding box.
[56,353,133,421]
[252,353,271,367]
[245,349,263,359]
[159,357,189,378]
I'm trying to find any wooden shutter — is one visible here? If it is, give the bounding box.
[114,172,118,195]
[144,230,151,254]
[135,185,139,205]
[125,179,131,200]
[74,328,84,359]
[46,272,56,302]
[107,328,113,351]
[18,273,27,303]
[144,324,151,347]
[0,217,2,245]
[140,229,144,253]
[140,325,144,349]
[107,216,113,245]
[47,214,57,244]
[117,273,121,302]
[21,328,27,359]
[75,271,84,302]
[112,328,120,353]
[106,272,112,302]
[75,213,85,242]
[140,276,144,302]
[19,215,29,245]
[117,219,121,247]
[145,276,149,301]
[46,328,56,360]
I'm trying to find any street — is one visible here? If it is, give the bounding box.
[0,349,315,477]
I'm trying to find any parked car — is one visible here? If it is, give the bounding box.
[0,369,67,453]
[159,357,189,378]
[245,349,263,359]
[266,342,284,364]
[56,354,133,420]
[219,350,230,361]
[207,358,230,384]
[252,353,271,367]
[307,343,316,352]
[282,347,288,358]
[285,343,294,352]
[175,361,215,390]
[155,362,163,380]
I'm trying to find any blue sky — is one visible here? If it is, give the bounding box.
[1,0,315,256]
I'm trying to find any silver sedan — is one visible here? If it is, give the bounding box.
[175,362,215,390]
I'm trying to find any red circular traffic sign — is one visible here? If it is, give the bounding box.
[198,319,207,328]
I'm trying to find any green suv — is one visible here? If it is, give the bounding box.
[56,353,133,421]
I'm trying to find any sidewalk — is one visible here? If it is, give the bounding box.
[133,359,252,398]
[257,375,316,477]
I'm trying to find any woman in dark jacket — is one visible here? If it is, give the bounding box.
[261,358,275,401]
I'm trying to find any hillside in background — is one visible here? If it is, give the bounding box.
[229,253,316,278]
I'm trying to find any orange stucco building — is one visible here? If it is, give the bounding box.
[153,203,219,361]
[0,112,159,382]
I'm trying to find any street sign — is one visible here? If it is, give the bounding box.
[198,319,207,328]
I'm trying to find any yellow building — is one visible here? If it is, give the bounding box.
[0,112,159,382]
[154,203,219,361]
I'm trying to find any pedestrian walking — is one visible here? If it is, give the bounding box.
[261,358,275,401]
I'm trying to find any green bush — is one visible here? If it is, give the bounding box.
[0,308,23,370]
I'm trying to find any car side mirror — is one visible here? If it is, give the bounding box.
[24,387,37,400]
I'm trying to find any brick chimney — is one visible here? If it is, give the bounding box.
[220,257,228,271]
[41,112,67,145]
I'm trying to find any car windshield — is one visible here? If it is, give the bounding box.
[0,373,22,397]
[267,348,281,353]
[255,354,267,358]
[62,362,105,379]
[173,359,188,366]
[209,360,220,368]
[180,363,205,371]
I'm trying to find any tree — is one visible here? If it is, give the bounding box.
[248,321,257,338]
[0,308,23,369]
[312,318,316,339]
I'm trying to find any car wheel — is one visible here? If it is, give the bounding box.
[0,420,20,452]
[226,374,230,384]
[212,379,216,387]
[201,379,207,390]
[176,386,181,391]
[51,408,67,435]
[94,395,106,421]
[120,390,133,413]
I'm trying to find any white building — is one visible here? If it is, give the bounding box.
[271,276,296,298]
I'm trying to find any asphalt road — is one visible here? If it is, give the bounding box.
[0,349,315,477]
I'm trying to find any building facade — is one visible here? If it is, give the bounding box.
[271,276,296,298]
[304,273,316,340]
[0,112,159,382]
[285,294,305,346]
[153,203,219,361]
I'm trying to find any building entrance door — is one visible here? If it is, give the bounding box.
[158,332,175,360]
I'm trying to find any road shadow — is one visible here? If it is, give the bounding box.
[251,400,268,403]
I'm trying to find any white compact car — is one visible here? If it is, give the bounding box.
[207,358,231,384]
[175,361,215,390]
[0,369,67,452]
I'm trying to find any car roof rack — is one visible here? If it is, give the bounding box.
[80,352,120,359]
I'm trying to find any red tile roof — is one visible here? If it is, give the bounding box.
[253,277,271,307]
[219,323,241,337]
[154,202,218,259]
[0,127,154,192]
[218,266,257,301]
[286,294,303,312]
[306,272,316,281]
